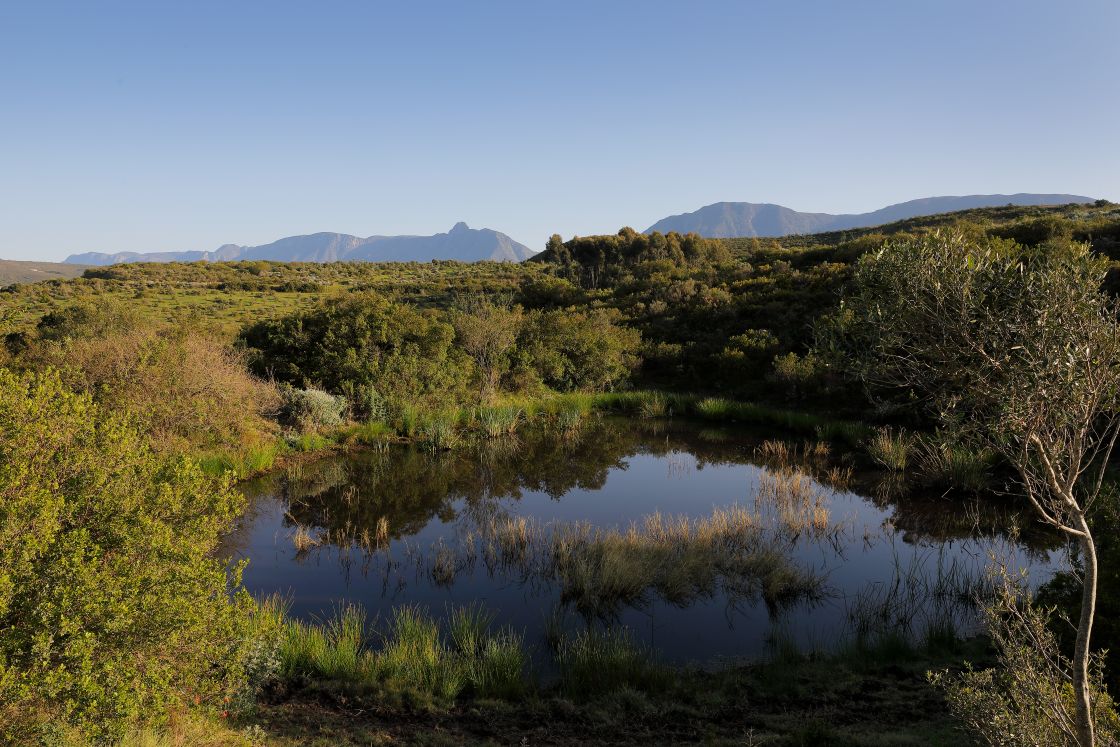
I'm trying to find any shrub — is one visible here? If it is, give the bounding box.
[24,323,281,454]
[767,351,826,400]
[516,308,641,392]
[931,579,1120,746]
[280,385,347,428]
[0,369,254,743]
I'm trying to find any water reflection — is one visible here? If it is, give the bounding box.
[226,417,1066,664]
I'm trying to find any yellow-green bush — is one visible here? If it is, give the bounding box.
[0,369,256,743]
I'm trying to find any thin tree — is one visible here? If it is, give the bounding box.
[824,231,1120,746]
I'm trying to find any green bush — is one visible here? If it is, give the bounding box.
[0,369,254,743]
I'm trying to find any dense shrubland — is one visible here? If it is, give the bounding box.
[0,201,1119,742]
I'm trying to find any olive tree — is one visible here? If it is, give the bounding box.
[825,231,1120,746]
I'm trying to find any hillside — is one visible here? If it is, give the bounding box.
[0,260,90,287]
[64,222,534,265]
[645,193,1096,238]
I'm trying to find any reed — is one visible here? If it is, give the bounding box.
[477,405,523,438]
[290,523,321,553]
[864,427,913,471]
[418,411,461,451]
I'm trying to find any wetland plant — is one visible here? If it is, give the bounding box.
[865,427,913,471]
[913,435,994,492]
[553,627,670,699]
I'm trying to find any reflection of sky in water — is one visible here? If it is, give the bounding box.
[225,419,1068,665]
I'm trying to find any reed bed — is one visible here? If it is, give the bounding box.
[545,506,823,618]
[843,547,994,651]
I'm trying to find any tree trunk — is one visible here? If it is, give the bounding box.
[1073,512,1099,747]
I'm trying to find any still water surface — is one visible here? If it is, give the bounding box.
[225,417,1065,665]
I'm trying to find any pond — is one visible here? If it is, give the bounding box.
[224,417,1067,666]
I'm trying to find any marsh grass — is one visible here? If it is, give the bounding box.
[913,436,994,492]
[291,432,334,453]
[553,627,671,699]
[338,420,396,447]
[418,411,461,451]
[753,468,844,544]
[290,522,321,554]
[280,603,374,681]
[276,603,530,704]
[546,506,824,618]
[865,427,913,471]
[476,405,523,438]
[843,548,991,653]
[430,541,459,586]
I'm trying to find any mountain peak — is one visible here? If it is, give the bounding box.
[64,223,534,265]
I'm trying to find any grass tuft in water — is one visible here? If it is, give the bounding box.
[864,427,913,471]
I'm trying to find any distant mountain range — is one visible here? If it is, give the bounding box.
[644,194,1096,238]
[64,222,534,265]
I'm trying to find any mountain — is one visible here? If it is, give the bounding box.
[645,194,1097,238]
[64,223,534,265]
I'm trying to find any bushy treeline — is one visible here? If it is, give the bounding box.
[238,293,641,418]
[530,201,1120,403]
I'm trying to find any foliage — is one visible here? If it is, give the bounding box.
[279,385,347,428]
[514,307,641,392]
[0,369,254,743]
[830,230,1120,745]
[931,577,1120,747]
[18,300,280,454]
[240,293,472,413]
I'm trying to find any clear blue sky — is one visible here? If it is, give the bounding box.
[1,0,1117,261]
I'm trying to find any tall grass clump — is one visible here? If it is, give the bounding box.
[553,628,670,699]
[280,604,375,682]
[864,427,913,471]
[914,435,994,492]
[548,506,823,618]
[693,396,733,420]
[418,411,461,451]
[376,605,465,700]
[477,404,523,438]
[447,603,528,699]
